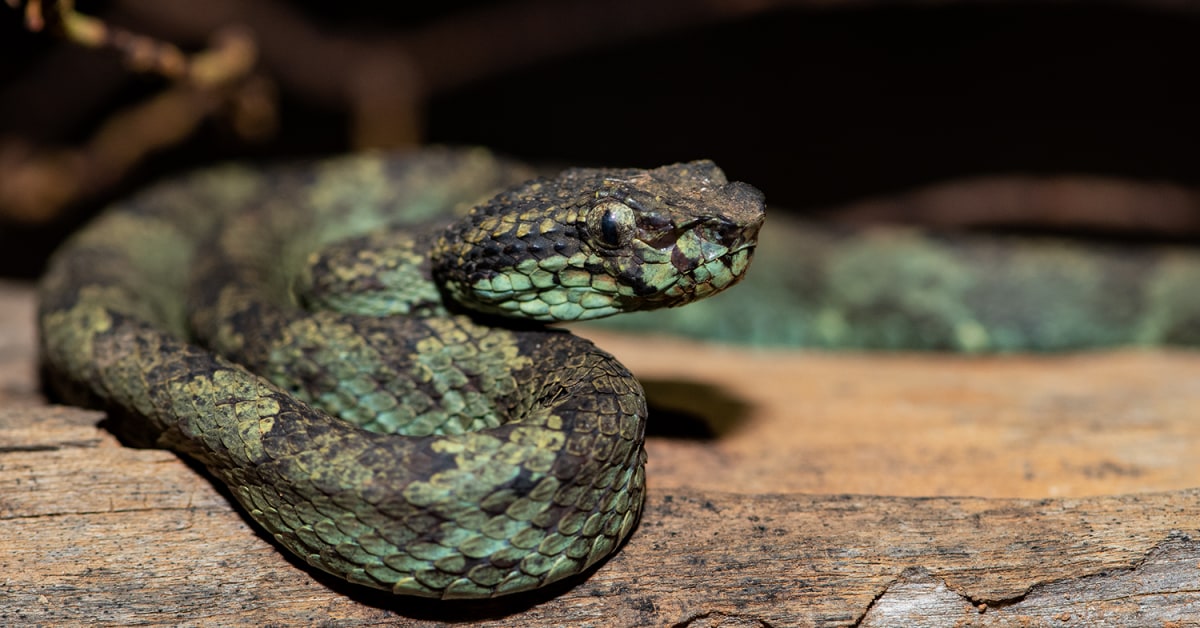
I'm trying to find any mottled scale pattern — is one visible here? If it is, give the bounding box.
[37,148,765,598]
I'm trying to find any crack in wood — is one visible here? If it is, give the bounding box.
[859,532,1200,625]
[0,439,101,454]
[672,610,777,628]
[0,504,214,521]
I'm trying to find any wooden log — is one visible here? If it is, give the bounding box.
[3,281,1199,626]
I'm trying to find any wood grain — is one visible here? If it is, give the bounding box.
[3,281,1199,626]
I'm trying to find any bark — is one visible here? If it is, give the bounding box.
[2,282,1199,626]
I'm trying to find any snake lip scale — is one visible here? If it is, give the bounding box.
[37,148,765,598]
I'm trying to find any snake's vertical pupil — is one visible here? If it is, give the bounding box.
[600,209,622,247]
[593,201,634,249]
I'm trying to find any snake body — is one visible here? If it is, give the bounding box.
[37,148,765,598]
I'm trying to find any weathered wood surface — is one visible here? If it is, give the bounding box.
[2,280,1200,626]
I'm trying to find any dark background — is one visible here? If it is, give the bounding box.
[1,1,1197,277]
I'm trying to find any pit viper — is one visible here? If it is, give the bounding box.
[37,148,766,598]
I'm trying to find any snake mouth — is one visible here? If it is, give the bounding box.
[654,240,757,306]
[634,201,763,307]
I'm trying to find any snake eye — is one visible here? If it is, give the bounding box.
[589,200,635,249]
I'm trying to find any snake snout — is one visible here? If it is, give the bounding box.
[718,181,766,230]
[699,182,766,257]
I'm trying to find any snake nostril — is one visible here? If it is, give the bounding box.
[708,217,752,247]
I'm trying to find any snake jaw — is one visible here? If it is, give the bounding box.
[639,234,760,308]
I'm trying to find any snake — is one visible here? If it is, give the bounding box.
[36,147,766,599]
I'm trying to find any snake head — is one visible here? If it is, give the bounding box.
[433,160,766,321]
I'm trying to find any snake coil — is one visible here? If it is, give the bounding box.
[38,148,765,598]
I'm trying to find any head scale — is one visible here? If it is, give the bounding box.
[432,160,766,321]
